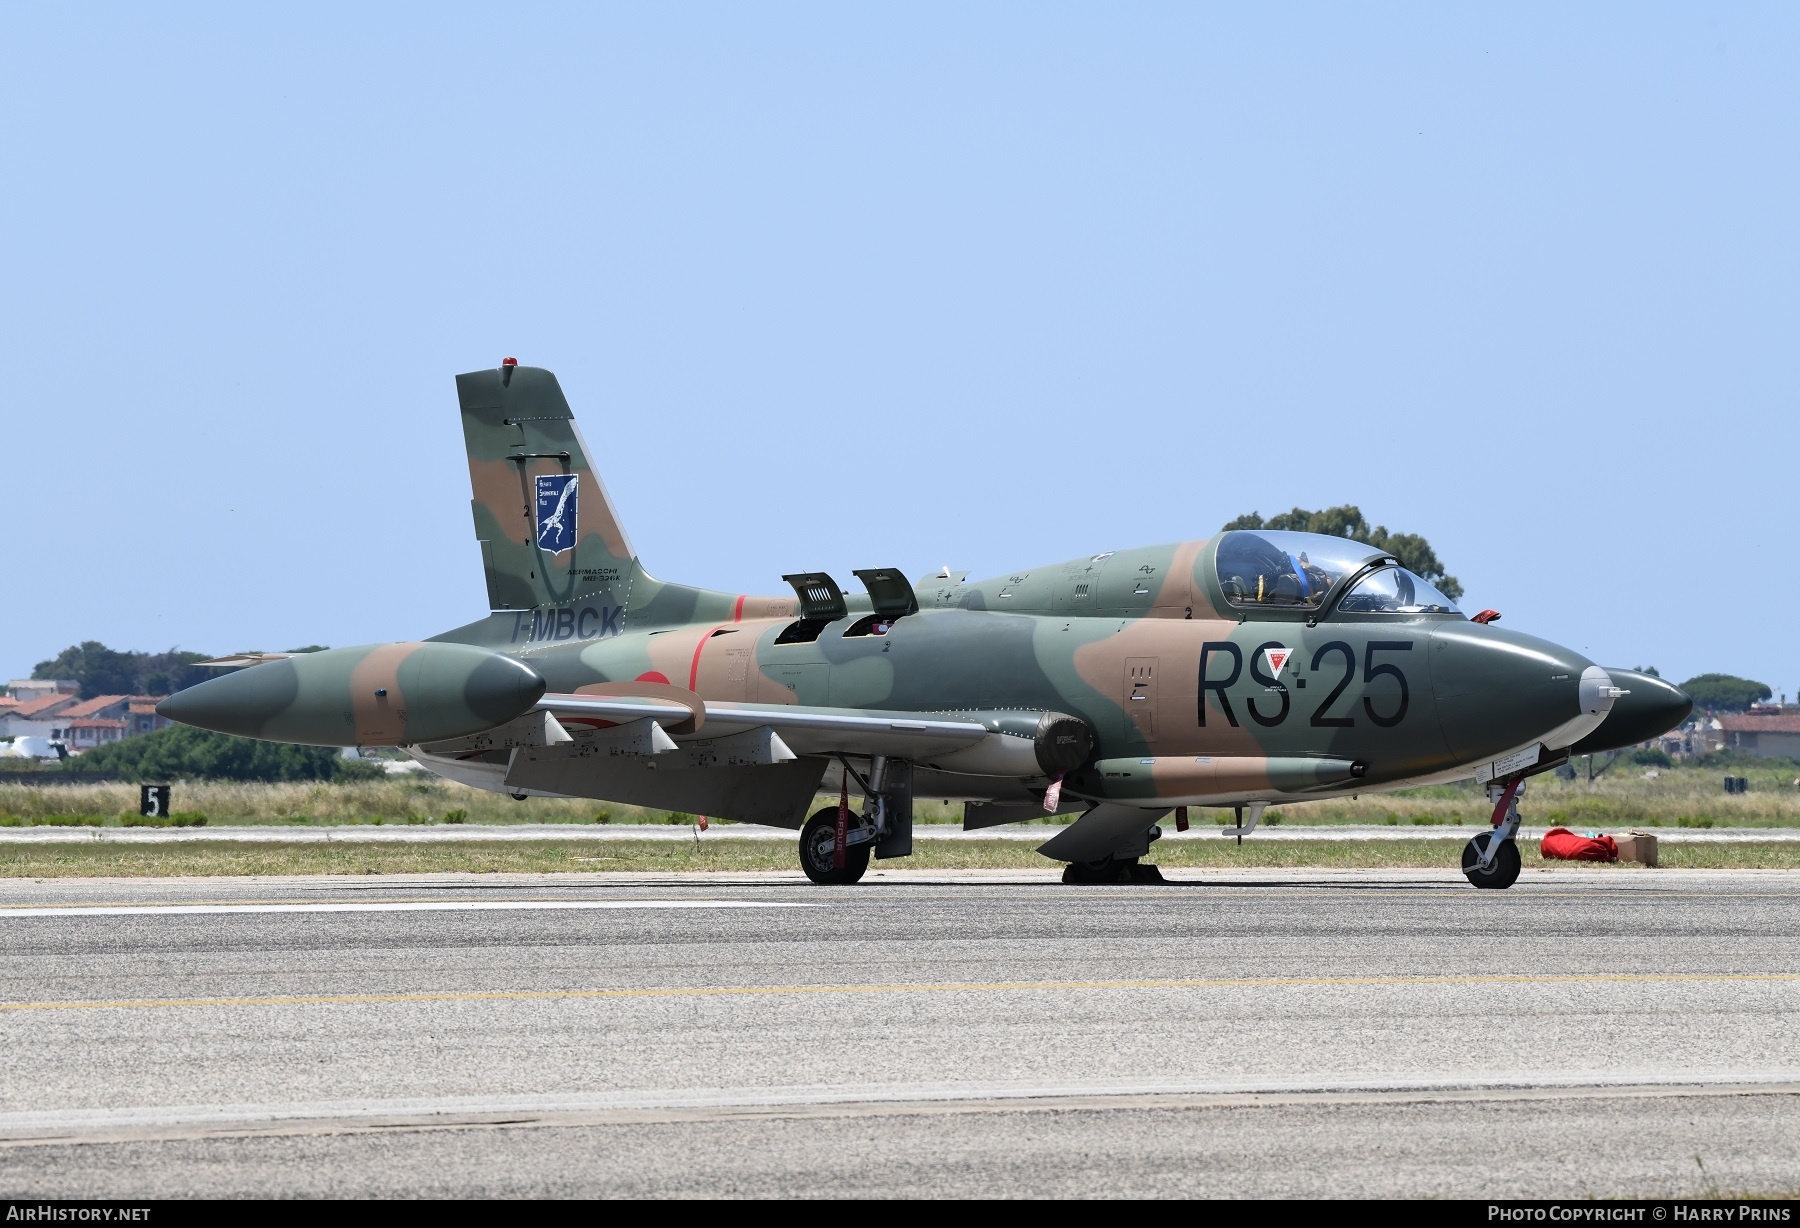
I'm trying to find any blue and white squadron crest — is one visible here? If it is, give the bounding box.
[534,473,579,554]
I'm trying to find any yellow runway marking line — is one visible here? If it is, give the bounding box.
[5,971,1799,1014]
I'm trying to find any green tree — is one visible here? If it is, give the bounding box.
[31,642,226,697]
[1679,673,1772,713]
[34,641,142,698]
[76,725,380,782]
[139,651,215,696]
[1223,506,1463,600]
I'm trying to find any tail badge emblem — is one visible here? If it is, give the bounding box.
[534,474,579,554]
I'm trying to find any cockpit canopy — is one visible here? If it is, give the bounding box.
[1213,530,1459,616]
[1338,564,1460,615]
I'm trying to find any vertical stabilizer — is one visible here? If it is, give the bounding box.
[458,362,636,611]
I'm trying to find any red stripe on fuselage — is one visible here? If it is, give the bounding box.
[689,626,726,693]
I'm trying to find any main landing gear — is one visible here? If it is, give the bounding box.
[1062,857,1165,885]
[798,757,911,885]
[1463,778,1525,890]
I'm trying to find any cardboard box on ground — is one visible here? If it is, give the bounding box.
[1613,832,1659,867]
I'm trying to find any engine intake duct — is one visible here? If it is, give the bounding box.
[924,709,1094,779]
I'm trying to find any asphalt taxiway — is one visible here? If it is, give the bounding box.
[1,867,1797,1198]
[1,822,1789,843]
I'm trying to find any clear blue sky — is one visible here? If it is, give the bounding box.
[3,4,1795,697]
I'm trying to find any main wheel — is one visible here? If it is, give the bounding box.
[1061,856,1137,885]
[1462,832,1522,890]
[799,808,870,885]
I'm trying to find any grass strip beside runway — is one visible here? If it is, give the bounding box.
[3,837,1800,876]
[7,763,1799,828]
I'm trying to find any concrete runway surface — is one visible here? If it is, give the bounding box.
[0,867,1797,1199]
[1,822,1791,843]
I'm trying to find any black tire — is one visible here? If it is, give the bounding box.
[1462,832,1522,890]
[799,808,870,885]
[1061,856,1137,885]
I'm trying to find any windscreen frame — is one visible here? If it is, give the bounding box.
[1328,560,1465,620]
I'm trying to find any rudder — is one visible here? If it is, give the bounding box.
[458,362,637,612]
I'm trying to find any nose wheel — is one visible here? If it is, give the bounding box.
[1463,778,1525,889]
[1462,830,1522,889]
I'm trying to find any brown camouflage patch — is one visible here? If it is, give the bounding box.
[1145,754,1276,799]
[1069,616,1263,758]
[348,643,420,746]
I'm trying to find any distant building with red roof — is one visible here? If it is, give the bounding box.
[0,692,82,738]
[58,696,136,722]
[126,700,167,736]
[64,718,126,751]
[5,680,77,703]
[1718,708,1800,760]
[0,694,169,747]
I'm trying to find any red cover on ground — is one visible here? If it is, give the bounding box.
[1540,827,1618,862]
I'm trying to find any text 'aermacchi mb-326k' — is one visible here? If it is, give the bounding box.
[159,361,1693,888]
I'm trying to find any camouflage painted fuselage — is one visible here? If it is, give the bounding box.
[424,538,1601,810]
[159,363,1693,836]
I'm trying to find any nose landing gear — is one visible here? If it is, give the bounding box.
[1463,778,1525,889]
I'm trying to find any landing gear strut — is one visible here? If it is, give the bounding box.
[798,756,912,885]
[1463,778,1525,890]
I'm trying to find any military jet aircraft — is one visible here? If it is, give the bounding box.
[159,361,1693,888]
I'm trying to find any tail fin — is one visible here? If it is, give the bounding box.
[457,362,637,611]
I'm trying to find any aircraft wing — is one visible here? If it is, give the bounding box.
[194,652,294,668]
[537,693,989,759]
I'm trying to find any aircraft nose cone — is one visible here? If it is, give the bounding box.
[1569,671,1694,756]
[1430,622,1597,764]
